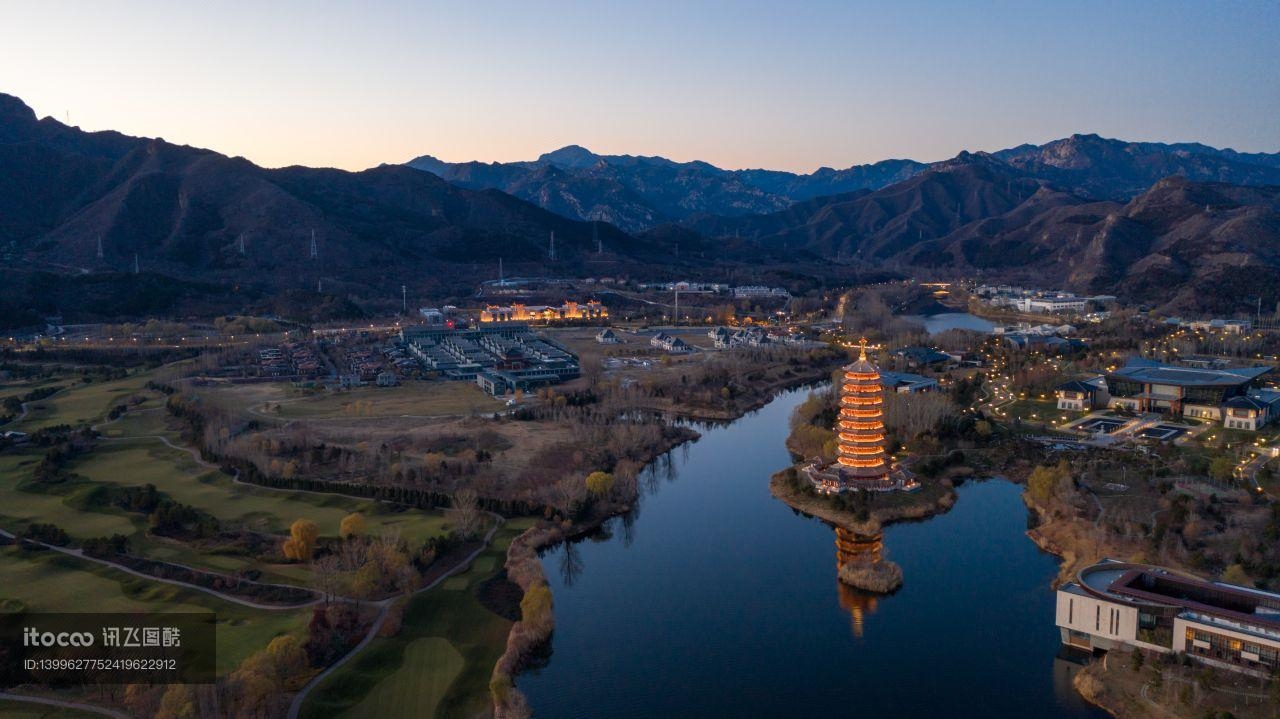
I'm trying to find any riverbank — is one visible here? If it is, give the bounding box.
[490,368,844,718]
[768,468,959,534]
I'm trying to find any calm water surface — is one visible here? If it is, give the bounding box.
[523,387,1105,718]
[902,312,996,335]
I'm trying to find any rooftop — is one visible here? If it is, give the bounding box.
[1109,357,1271,387]
[1075,559,1280,633]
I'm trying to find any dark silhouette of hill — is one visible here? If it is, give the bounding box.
[993,133,1280,199]
[405,146,928,232]
[0,93,669,321]
[688,152,1280,315]
[4,89,1279,321]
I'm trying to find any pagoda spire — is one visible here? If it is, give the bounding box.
[858,337,869,361]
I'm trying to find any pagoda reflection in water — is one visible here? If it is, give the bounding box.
[834,527,885,637]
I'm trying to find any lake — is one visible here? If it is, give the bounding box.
[521,387,1105,718]
[901,312,995,335]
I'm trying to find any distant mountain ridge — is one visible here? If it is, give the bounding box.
[692,152,1280,314]
[406,135,1280,233]
[993,133,1280,199]
[405,146,930,232]
[0,92,671,321]
[3,87,1279,322]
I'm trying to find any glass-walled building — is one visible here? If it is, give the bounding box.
[1057,560,1280,678]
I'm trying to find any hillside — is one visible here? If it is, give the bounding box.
[690,153,1280,314]
[405,146,929,232]
[994,133,1280,199]
[0,93,662,321]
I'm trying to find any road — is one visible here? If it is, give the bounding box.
[284,514,505,719]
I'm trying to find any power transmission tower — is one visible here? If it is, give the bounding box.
[402,285,407,314]
[548,231,556,261]
[309,230,318,260]
[237,233,246,255]
[96,236,103,260]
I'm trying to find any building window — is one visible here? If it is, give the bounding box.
[1068,599,1073,624]
[1096,605,1101,631]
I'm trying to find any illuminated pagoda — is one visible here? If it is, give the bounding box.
[806,338,917,493]
[835,338,890,485]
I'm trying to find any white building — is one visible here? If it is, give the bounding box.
[1014,296,1087,314]
[1058,560,1280,677]
[733,285,790,299]
[650,332,693,353]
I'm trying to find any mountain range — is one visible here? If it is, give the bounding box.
[406,136,1280,233]
[405,147,929,233]
[2,89,1278,322]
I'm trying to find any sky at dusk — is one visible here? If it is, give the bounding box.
[2,0,1278,173]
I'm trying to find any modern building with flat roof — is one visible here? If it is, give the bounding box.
[1102,357,1273,424]
[1057,560,1280,677]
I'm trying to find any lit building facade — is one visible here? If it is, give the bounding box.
[806,338,917,494]
[1057,560,1280,677]
[832,339,891,487]
[480,300,607,324]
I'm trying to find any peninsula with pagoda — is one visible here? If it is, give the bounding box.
[772,339,957,597]
[804,338,919,494]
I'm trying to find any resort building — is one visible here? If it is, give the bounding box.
[479,300,607,324]
[890,346,950,369]
[1105,358,1271,420]
[732,285,790,299]
[1223,389,1280,430]
[709,326,772,349]
[1013,295,1088,314]
[1055,377,1108,411]
[1054,359,1280,429]
[804,339,917,494]
[879,371,939,394]
[1057,560,1280,677]
[650,332,693,353]
[400,324,580,393]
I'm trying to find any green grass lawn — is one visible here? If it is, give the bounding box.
[0,440,449,586]
[301,518,535,719]
[339,637,465,719]
[0,546,309,674]
[11,374,155,431]
[991,399,1069,431]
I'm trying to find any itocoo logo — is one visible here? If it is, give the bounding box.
[23,627,94,647]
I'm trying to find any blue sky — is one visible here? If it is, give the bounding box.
[2,0,1277,171]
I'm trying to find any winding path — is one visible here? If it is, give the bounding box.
[284,515,505,719]
[4,395,510,716]
[0,527,319,611]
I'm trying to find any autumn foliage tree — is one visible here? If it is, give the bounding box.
[585,471,614,497]
[283,518,319,561]
[339,512,366,540]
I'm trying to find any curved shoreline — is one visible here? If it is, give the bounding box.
[768,468,959,534]
[490,371,841,718]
